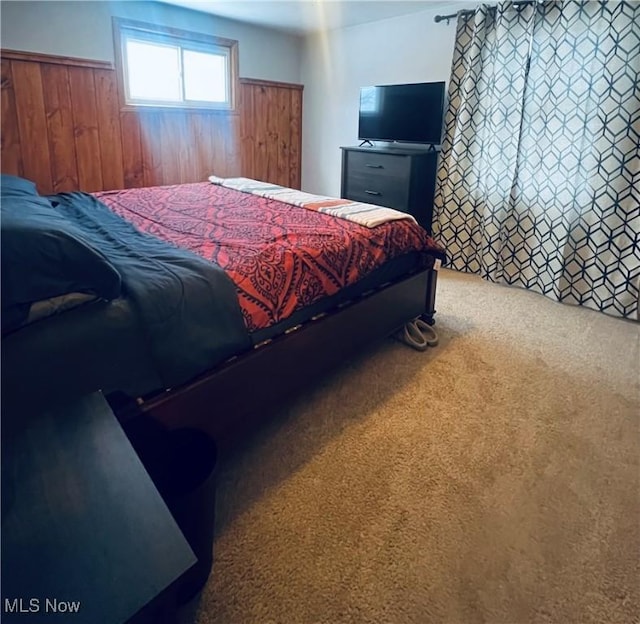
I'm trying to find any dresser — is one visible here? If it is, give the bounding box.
[340,145,440,233]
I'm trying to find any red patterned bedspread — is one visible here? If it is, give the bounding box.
[93,183,444,332]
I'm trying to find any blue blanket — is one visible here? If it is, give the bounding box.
[2,180,250,389]
[53,192,252,388]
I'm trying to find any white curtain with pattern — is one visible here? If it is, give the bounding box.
[434,1,640,319]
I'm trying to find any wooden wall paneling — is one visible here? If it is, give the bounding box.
[238,80,303,188]
[257,86,271,183]
[139,113,163,187]
[239,84,255,180]
[263,86,278,183]
[248,85,262,181]
[11,61,53,193]
[222,115,241,177]
[1,60,23,177]
[276,88,291,188]
[40,64,79,192]
[178,113,198,183]
[266,86,281,184]
[254,86,269,183]
[2,51,303,193]
[208,114,239,179]
[289,88,302,189]
[159,114,182,185]
[67,67,103,192]
[94,69,124,191]
[120,112,144,188]
[191,114,214,181]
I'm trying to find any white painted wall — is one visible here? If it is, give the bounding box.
[1,0,476,194]
[0,1,303,83]
[300,4,475,196]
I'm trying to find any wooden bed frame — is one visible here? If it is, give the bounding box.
[130,266,439,443]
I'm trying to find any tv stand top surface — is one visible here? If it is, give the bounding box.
[341,144,441,156]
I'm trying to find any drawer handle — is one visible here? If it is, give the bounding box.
[365,190,381,196]
[365,164,383,169]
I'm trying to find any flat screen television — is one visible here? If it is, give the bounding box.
[358,82,445,145]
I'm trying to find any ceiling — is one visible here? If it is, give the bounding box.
[159,0,459,36]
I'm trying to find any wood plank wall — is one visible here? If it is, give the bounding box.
[0,50,303,194]
[239,79,303,191]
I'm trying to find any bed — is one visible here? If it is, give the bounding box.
[1,174,445,441]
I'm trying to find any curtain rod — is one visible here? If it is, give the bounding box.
[433,11,470,24]
[434,1,535,24]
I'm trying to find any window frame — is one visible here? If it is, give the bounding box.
[113,17,239,113]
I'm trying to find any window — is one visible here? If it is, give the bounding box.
[114,18,238,111]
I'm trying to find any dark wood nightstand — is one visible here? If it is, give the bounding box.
[1,393,196,623]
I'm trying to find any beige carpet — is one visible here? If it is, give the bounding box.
[181,269,639,624]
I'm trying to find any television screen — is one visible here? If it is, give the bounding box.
[358,82,445,144]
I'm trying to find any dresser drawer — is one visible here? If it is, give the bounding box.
[343,151,411,210]
[346,150,410,180]
[344,175,409,210]
[340,146,440,232]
